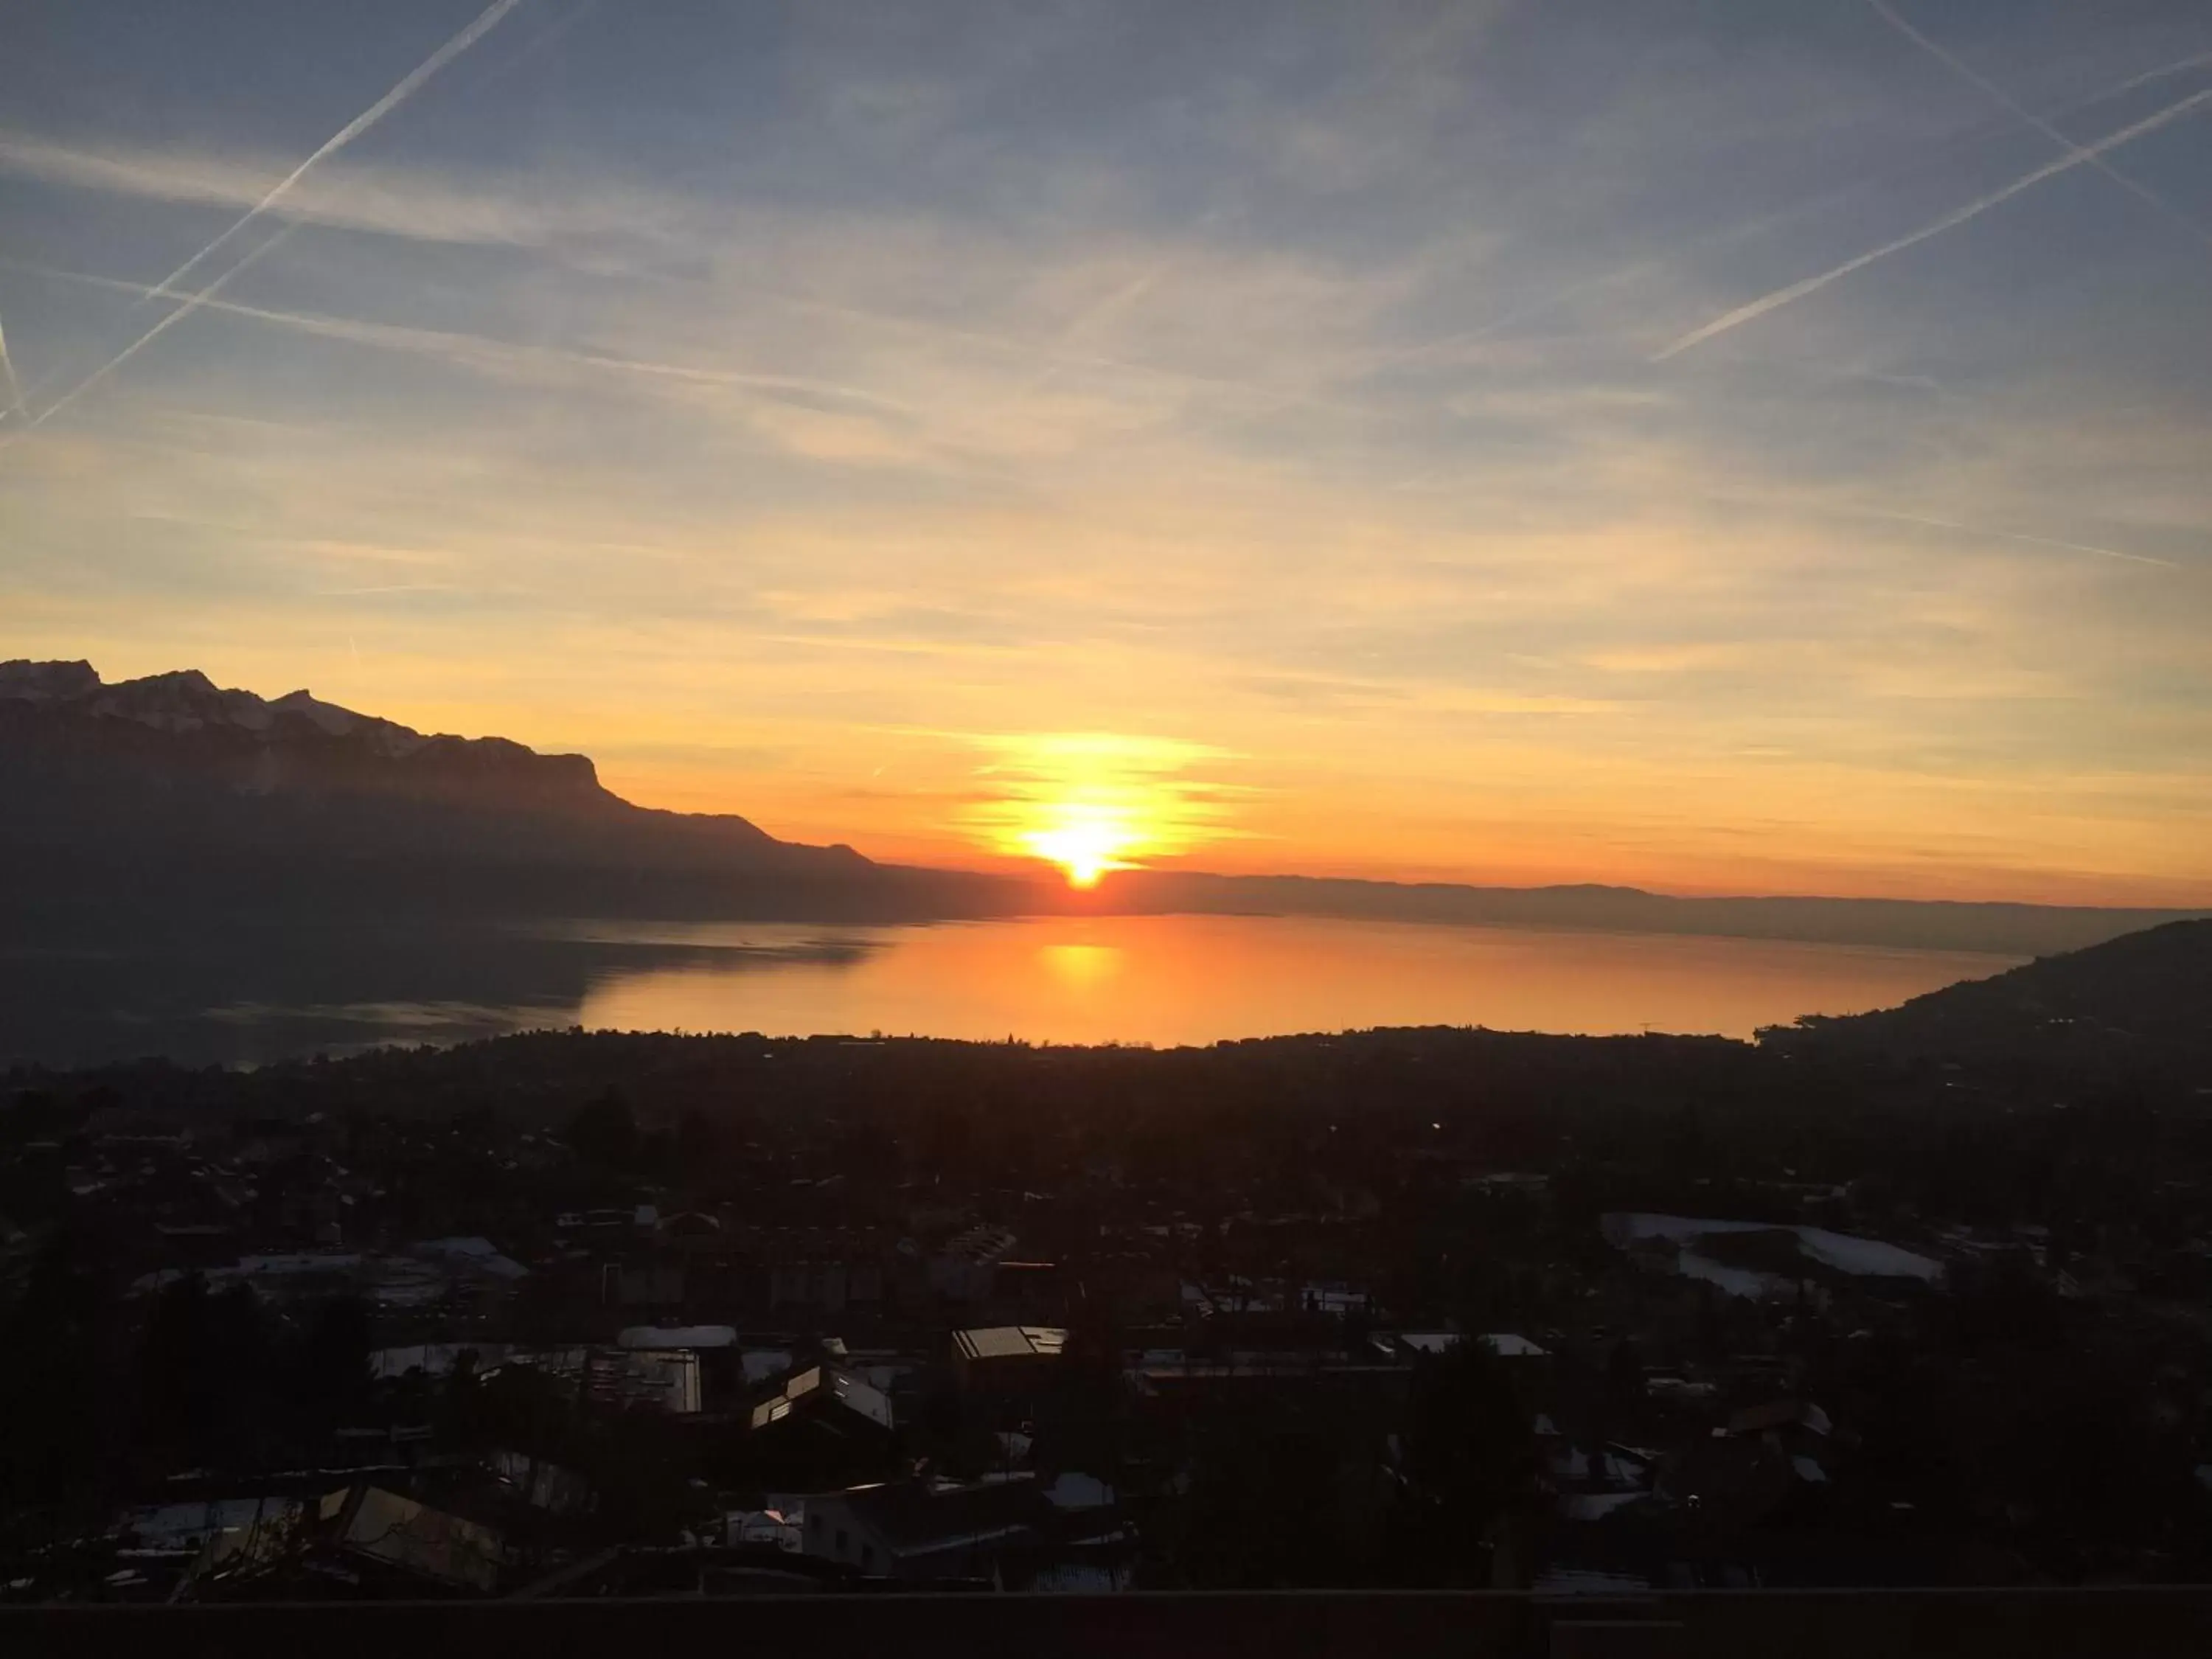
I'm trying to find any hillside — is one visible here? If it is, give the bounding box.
[1770,919,2212,1071]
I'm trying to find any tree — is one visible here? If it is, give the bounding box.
[137,1276,274,1471]
[288,1295,372,1419]
[567,1089,637,1169]
[1604,1337,1645,1416]
[673,1107,720,1174]
[0,1225,114,1526]
[1394,1341,1536,1585]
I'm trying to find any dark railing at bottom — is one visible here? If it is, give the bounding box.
[7,1587,2212,1658]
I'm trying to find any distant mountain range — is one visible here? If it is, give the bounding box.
[4,660,2204,954]
[1071,871,2206,957]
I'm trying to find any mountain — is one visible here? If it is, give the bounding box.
[1074,870,2208,959]
[1768,919,2212,1071]
[1,660,688,818]
[0,661,1012,925]
[4,658,2202,953]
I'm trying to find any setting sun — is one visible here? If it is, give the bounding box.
[1021,803,1142,888]
[966,731,1235,886]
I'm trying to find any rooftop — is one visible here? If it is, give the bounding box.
[954,1326,1068,1363]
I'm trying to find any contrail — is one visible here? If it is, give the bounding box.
[975,256,1180,433]
[1867,0,2212,251]
[1860,507,2178,568]
[0,302,27,422]
[13,0,524,438]
[1711,490,2180,569]
[1653,80,2212,360]
[1381,52,2212,371]
[131,0,526,308]
[4,255,921,414]
[17,224,297,435]
[2112,49,2212,97]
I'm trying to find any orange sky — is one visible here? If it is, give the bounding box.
[4,1,2211,908]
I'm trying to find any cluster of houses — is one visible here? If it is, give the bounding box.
[18,1099,2133,1601]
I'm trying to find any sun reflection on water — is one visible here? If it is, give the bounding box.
[1039,941,1124,988]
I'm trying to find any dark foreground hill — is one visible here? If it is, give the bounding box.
[1771,919,2212,1074]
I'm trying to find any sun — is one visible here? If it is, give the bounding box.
[1021,804,1139,888]
[968,731,1232,888]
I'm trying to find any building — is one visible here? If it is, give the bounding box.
[748,1363,897,1441]
[796,1478,1053,1582]
[951,1324,1068,1391]
[324,1486,504,1593]
[931,1225,1018,1301]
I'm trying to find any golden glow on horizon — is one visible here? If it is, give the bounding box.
[8,4,2212,917]
[967,731,1236,887]
[1023,805,1135,887]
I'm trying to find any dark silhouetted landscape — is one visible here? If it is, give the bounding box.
[7,0,2211,1647]
[7,662,2199,953]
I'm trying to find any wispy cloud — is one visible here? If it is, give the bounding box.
[0,132,691,252]
[5,0,2208,900]
[1653,81,2212,360]
[5,257,924,446]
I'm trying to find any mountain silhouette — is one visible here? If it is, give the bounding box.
[4,660,2202,951]
[0,661,1007,925]
[1077,870,2205,957]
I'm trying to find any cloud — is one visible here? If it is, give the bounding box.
[959,730,1248,872]
[0,132,693,252]
[5,1,2208,899]
[9,257,925,437]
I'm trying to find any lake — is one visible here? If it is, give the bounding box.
[0,911,2018,1068]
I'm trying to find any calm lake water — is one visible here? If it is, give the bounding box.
[0,912,2019,1068]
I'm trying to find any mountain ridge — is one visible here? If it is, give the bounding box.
[4,659,722,824]
[5,659,2205,951]
[0,659,998,925]
[1073,869,2209,956]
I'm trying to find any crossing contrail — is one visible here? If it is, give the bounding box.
[11,0,525,439]
[131,0,526,307]
[1653,80,2212,360]
[1867,0,2212,252]
[18,225,297,434]
[1377,51,2211,371]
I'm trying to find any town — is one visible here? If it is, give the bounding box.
[5,953,2211,1604]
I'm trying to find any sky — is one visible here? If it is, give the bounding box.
[1,0,2208,903]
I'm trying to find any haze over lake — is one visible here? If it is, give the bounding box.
[1,914,2020,1068]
